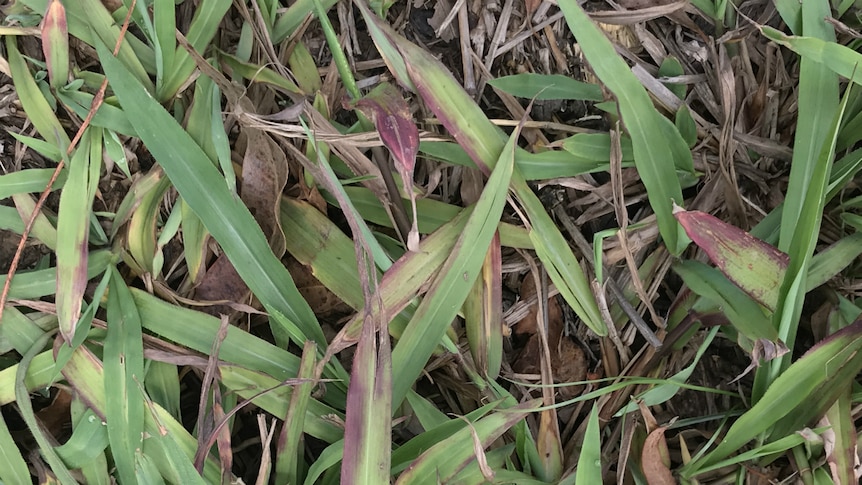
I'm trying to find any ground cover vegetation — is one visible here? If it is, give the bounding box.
[1,0,862,483]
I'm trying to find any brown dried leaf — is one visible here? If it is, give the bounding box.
[641,426,675,485]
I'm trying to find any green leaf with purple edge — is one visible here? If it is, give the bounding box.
[674,206,789,311]
[41,0,69,90]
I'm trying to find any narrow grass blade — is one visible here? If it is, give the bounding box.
[41,0,69,89]
[824,390,855,485]
[806,232,862,290]
[152,0,176,92]
[15,332,78,484]
[389,113,517,408]
[488,73,603,101]
[272,0,338,43]
[684,318,862,475]
[61,345,223,483]
[218,366,343,443]
[672,261,775,342]
[96,38,327,348]
[338,185,532,248]
[104,266,145,484]
[464,233,503,379]
[771,2,838,254]
[391,403,497,473]
[759,56,849,396]
[12,193,58,250]
[1,249,111,301]
[275,342,316,485]
[358,3,605,334]
[394,400,540,484]
[218,52,303,95]
[157,0,231,100]
[342,315,392,484]
[0,412,30,484]
[558,0,689,255]
[126,172,170,274]
[55,407,109,471]
[144,361,181,420]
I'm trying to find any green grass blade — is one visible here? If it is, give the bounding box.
[61,346,223,483]
[275,342,316,485]
[15,332,78,484]
[394,400,540,484]
[389,117,517,408]
[358,4,604,334]
[488,73,603,101]
[0,411,30,484]
[96,38,327,348]
[0,168,69,199]
[56,129,100,341]
[157,0,231,100]
[685,318,862,475]
[575,404,602,483]
[272,0,338,43]
[558,0,689,255]
[775,1,838,253]
[6,35,70,147]
[757,56,848,398]
[104,266,145,484]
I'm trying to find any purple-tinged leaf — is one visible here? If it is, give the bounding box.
[674,205,789,311]
[348,82,419,174]
[41,0,69,90]
[347,82,421,250]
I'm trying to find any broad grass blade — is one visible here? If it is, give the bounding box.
[41,0,69,90]
[157,0,231,100]
[61,345,223,482]
[575,404,602,483]
[341,315,392,484]
[0,412,30,484]
[464,233,503,379]
[56,129,101,341]
[15,333,78,483]
[96,38,327,348]
[275,342,316,485]
[6,35,70,147]
[489,73,603,101]
[674,208,789,311]
[104,266,145,484]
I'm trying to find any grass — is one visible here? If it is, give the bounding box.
[1,0,862,483]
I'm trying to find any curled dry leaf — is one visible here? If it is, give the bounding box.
[641,425,675,485]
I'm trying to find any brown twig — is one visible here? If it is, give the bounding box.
[0,0,138,324]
